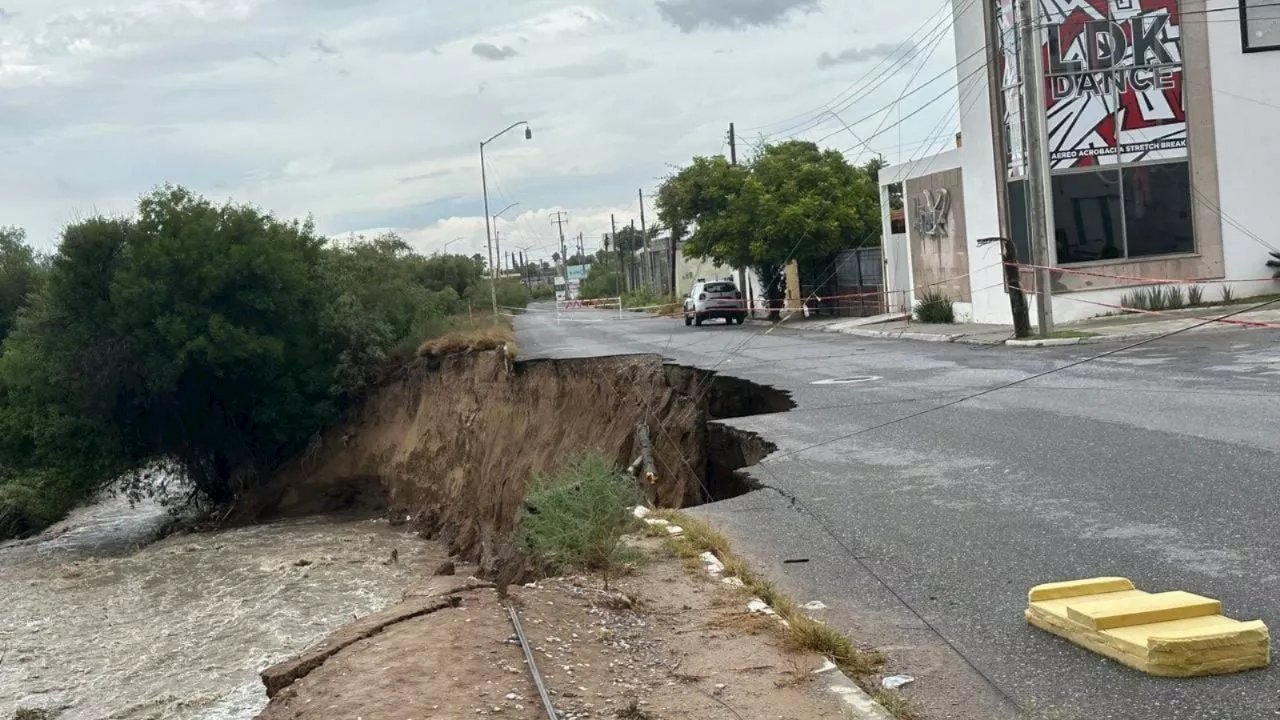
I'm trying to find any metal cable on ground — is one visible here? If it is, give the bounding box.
[506,602,559,719]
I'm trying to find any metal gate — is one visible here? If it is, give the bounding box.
[799,248,885,318]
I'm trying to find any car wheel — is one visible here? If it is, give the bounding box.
[684,314,692,326]
[694,314,703,327]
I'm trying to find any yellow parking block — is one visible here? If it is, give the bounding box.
[1026,577,1269,677]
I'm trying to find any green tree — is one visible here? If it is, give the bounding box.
[655,140,880,319]
[0,187,344,515]
[0,227,47,342]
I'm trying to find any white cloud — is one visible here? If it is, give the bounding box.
[0,0,958,260]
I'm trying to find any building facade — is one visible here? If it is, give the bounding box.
[882,0,1280,326]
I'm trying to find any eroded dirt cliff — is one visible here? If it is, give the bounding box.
[234,351,792,572]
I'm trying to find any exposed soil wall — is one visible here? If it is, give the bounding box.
[234,351,792,572]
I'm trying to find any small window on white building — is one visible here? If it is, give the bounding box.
[1241,0,1280,52]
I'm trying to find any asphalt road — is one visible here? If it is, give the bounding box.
[516,305,1280,720]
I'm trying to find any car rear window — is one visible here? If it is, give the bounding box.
[703,282,736,293]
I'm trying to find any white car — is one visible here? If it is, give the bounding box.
[683,279,747,326]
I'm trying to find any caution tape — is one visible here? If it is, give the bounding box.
[1011,261,1279,288]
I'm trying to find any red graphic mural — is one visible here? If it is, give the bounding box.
[998,0,1187,174]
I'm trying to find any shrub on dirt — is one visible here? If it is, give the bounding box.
[519,452,642,588]
[913,290,955,324]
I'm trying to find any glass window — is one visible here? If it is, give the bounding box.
[1124,163,1195,258]
[1051,170,1124,264]
[1242,0,1280,52]
[1007,180,1032,267]
[703,282,735,293]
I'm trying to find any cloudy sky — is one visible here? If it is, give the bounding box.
[0,0,963,262]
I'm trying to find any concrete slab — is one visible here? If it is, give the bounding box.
[1026,577,1269,677]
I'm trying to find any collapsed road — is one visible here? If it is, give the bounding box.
[517,305,1280,720]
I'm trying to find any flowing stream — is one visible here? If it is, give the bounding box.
[0,493,439,720]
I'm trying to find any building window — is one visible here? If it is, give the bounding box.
[995,0,1196,266]
[1052,171,1124,264]
[1124,163,1195,258]
[1241,0,1280,52]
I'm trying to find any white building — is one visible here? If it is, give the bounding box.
[881,0,1280,326]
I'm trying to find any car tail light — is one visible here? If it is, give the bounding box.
[698,293,707,300]
[734,291,742,299]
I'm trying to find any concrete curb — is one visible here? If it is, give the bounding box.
[1004,337,1084,347]
[691,543,895,719]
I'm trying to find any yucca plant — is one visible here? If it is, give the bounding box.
[913,290,955,324]
[1187,285,1204,306]
[1222,284,1236,303]
[1269,251,1280,278]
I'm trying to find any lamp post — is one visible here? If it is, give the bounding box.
[492,202,521,274]
[441,236,466,255]
[481,122,533,316]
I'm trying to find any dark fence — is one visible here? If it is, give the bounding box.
[798,247,885,318]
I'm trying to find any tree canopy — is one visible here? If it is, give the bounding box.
[655,140,882,313]
[0,186,528,538]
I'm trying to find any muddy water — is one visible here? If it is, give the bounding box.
[0,494,440,720]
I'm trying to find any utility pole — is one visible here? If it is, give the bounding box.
[550,211,570,271]
[494,231,501,273]
[727,122,747,296]
[611,214,622,295]
[638,189,651,293]
[630,219,638,293]
[1017,0,1055,335]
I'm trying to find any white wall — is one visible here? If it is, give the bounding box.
[951,0,1015,325]
[1206,16,1280,291]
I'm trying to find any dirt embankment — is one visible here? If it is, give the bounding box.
[233,351,793,575]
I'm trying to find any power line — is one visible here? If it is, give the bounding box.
[741,0,957,136]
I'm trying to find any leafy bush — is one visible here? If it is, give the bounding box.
[519,452,641,588]
[913,290,955,324]
[1187,285,1204,306]
[0,186,510,538]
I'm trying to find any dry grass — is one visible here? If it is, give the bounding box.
[416,315,516,358]
[658,511,886,684]
[872,690,920,720]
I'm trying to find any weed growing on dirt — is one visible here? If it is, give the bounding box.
[417,314,516,358]
[12,710,54,720]
[872,690,920,720]
[660,511,884,681]
[520,452,642,589]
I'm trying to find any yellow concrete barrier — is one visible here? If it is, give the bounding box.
[1026,577,1269,677]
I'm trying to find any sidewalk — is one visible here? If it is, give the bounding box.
[753,305,1280,347]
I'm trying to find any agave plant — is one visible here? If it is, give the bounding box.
[1270,251,1280,278]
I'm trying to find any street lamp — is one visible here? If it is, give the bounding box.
[481,121,533,316]
[492,202,521,273]
[441,236,466,254]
